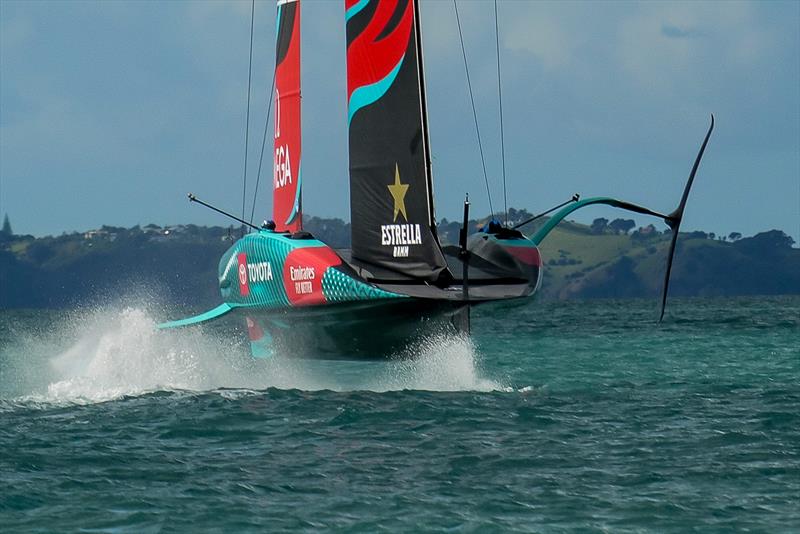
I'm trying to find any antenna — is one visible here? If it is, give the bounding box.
[187,193,260,231]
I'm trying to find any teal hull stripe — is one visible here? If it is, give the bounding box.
[348,56,404,125]
[218,231,403,311]
[321,268,406,302]
[345,0,370,22]
[159,230,406,329]
[222,233,293,308]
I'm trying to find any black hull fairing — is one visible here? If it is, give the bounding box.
[243,298,469,360]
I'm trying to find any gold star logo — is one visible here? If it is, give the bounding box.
[387,163,409,222]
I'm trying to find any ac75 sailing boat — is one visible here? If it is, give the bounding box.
[159,0,713,359]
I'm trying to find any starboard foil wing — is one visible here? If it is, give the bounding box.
[274,0,302,232]
[345,0,449,282]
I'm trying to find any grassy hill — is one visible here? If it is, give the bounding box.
[537,225,799,300]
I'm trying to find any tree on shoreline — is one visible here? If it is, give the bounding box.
[1,214,12,237]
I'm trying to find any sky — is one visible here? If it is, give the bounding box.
[1,0,798,243]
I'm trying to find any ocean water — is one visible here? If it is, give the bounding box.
[0,296,798,533]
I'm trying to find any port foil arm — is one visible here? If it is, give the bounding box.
[157,303,234,329]
[528,196,671,246]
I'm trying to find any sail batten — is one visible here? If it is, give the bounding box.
[345,0,448,281]
[273,0,302,232]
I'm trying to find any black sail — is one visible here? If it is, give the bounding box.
[345,0,448,281]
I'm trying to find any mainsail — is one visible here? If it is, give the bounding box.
[345,0,448,281]
[273,0,302,232]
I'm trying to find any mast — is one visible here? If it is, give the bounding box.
[345,0,448,281]
[413,0,436,229]
[273,0,302,232]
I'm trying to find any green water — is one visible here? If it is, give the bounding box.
[1,297,798,532]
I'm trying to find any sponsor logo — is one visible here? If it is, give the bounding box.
[274,144,293,189]
[248,261,273,283]
[387,163,408,222]
[290,265,315,295]
[381,224,422,258]
[282,247,341,306]
[237,253,249,296]
[273,85,293,190]
[382,163,421,258]
[236,253,273,297]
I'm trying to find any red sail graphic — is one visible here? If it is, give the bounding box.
[346,0,413,104]
[274,0,302,232]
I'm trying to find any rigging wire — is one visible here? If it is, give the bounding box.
[453,0,494,219]
[240,0,256,230]
[249,72,277,226]
[494,0,508,226]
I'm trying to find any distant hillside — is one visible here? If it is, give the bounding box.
[1,213,797,309]
[533,225,799,300]
[0,225,232,309]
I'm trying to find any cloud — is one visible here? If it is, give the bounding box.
[504,13,572,69]
[499,3,579,70]
[660,24,705,39]
[616,1,777,91]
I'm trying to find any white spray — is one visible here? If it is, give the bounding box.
[3,306,505,406]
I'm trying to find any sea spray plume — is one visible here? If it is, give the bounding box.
[1,300,272,405]
[3,306,506,405]
[377,333,505,392]
[237,333,504,393]
[45,307,258,404]
[33,304,343,399]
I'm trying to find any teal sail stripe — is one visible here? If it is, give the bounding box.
[345,0,371,22]
[276,4,281,41]
[348,55,404,125]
